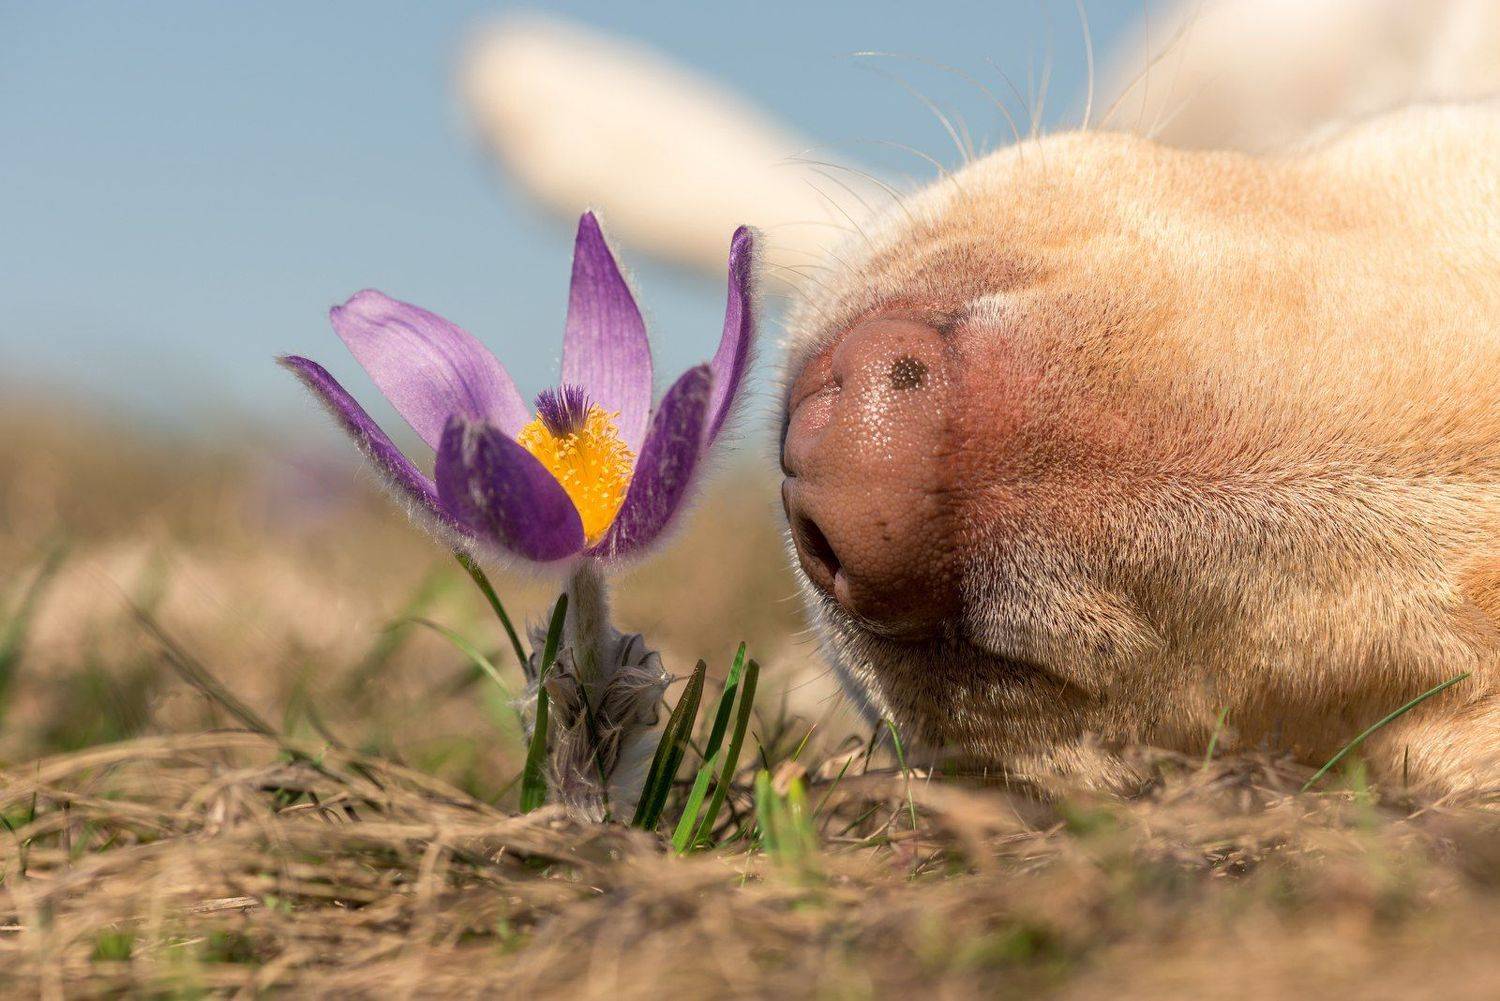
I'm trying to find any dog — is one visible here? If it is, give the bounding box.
[464,2,1500,793]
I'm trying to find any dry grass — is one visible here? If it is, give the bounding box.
[2,401,1498,999]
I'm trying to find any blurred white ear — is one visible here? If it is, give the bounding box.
[1102,0,1500,152]
[459,14,884,277]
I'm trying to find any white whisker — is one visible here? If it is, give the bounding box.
[782,158,877,221]
[849,137,953,184]
[1025,46,1036,127]
[1137,0,1152,134]
[1032,0,1056,138]
[1150,0,1209,139]
[760,219,856,239]
[856,50,1026,159]
[800,171,877,250]
[788,154,919,230]
[1147,56,1230,142]
[987,58,1050,172]
[1074,0,1096,130]
[848,57,971,167]
[1097,0,1204,135]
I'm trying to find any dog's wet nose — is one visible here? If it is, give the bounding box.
[781,315,961,637]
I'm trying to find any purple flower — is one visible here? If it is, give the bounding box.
[281,213,755,564]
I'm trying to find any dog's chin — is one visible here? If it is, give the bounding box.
[809,585,1073,688]
[803,578,1168,795]
[804,583,1089,738]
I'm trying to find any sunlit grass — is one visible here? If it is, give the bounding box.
[0,407,1496,996]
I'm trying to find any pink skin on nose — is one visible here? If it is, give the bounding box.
[782,315,962,638]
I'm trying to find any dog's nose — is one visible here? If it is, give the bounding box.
[781,315,960,637]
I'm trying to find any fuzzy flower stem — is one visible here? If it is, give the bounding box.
[564,559,610,703]
[523,559,670,821]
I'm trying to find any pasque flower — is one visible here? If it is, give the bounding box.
[279,212,754,565]
[281,213,755,821]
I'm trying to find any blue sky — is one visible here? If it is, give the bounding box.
[2,1,1140,435]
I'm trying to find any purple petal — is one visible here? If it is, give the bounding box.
[330,289,531,450]
[435,416,586,563]
[590,365,712,561]
[279,355,467,539]
[706,226,756,446]
[561,213,653,456]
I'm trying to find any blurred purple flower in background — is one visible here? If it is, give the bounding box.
[280,211,755,566]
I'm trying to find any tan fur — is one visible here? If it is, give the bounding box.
[782,104,1500,795]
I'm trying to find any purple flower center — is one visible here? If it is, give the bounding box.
[534,384,593,437]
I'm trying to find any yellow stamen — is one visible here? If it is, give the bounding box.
[517,405,634,543]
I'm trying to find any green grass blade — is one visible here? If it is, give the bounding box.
[784,772,817,862]
[1200,706,1230,771]
[520,689,550,813]
[790,725,816,763]
[134,605,278,738]
[885,718,919,834]
[519,594,568,813]
[343,564,451,695]
[700,643,747,761]
[690,658,760,848]
[454,550,529,674]
[403,617,512,698]
[0,540,69,715]
[1301,671,1472,792]
[670,748,722,852]
[133,605,392,805]
[753,769,778,855]
[752,766,816,867]
[669,644,748,851]
[632,659,708,829]
[812,752,856,820]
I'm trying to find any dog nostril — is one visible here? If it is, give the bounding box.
[888,354,928,390]
[793,510,841,591]
[781,314,961,638]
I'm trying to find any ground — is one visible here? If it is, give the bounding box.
[1,401,1496,998]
